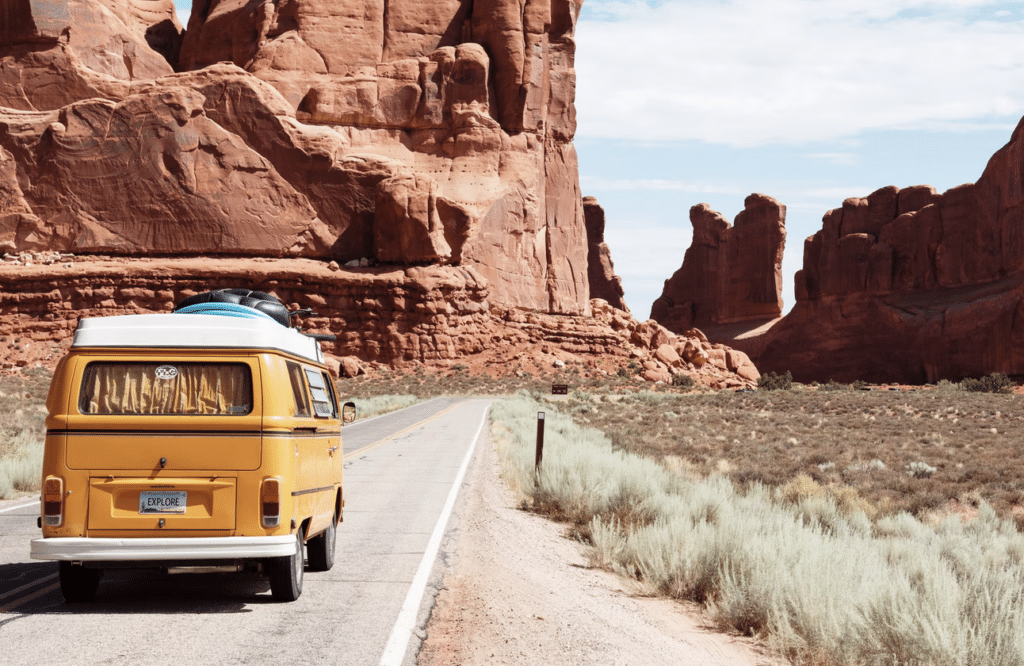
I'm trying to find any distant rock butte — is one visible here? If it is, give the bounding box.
[0,0,589,316]
[667,113,1024,384]
[583,196,629,313]
[652,194,786,335]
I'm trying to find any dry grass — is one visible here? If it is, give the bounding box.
[0,368,50,498]
[493,394,1024,666]
[567,387,1024,526]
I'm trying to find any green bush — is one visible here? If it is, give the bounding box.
[819,379,848,392]
[757,371,792,391]
[960,372,1015,394]
[671,373,696,389]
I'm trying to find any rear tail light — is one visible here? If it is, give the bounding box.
[261,478,280,527]
[43,477,64,527]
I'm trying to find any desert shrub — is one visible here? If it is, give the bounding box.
[935,379,958,392]
[494,398,1024,666]
[960,372,1015,394]
[851,380,868,390]
[0,430,44,499]
[907,461,937,479]
[758,370,792,391]
[616,367,631,379]
[818,380,848,392]
[671,373,695,389]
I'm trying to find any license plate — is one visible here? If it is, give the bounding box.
[139,491,187,514]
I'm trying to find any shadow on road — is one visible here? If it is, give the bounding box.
[0,565,280,629]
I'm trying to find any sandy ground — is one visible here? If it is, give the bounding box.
[418,428,782,666]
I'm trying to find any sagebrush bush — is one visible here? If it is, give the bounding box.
[494,397,1024,666]
[758,370,792,391]
[960,372,1015,394]
[0,431,44,499]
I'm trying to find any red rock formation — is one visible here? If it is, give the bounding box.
[752,115,1024,382]
[0,0,180,111]
[0,0,590,317]
[651,194,786,334]
[175,0,588,314]
[0,256,759,388]
[583,196,628,313]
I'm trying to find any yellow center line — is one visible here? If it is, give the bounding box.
[0,581,60,614]
[343,402,463,460]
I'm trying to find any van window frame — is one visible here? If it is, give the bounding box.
[286,361,312,418]
[304,368,336,419]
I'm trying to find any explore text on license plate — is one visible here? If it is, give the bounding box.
[139,491,187,514]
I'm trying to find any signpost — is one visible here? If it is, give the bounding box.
[535,411,545,477]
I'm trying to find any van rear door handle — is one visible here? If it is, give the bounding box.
[328,446,339,456]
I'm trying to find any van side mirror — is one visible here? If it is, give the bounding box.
[342,402,356,424]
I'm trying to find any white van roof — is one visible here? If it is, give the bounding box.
[72,313,325,364]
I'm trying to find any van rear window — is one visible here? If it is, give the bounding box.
[79,362,253,415]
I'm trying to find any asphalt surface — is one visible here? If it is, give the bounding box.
[0,396,492,666]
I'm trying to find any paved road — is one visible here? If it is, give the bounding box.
[0,397,492,666]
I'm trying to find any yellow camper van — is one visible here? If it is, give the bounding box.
[30,289,354,603]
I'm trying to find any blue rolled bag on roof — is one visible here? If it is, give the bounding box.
[173,289,292,327]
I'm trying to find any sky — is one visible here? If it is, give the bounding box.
[171,1,1024,317]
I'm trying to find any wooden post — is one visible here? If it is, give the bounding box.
[535,412,545,477]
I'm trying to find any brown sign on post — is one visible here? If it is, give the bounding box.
[551,384,568,395]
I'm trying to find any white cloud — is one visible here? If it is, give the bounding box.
[576,1,1024,146]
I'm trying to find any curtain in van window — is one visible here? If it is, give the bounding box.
[80,363,253,415]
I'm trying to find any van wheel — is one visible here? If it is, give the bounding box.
[59,562,100,603]
[269,531,304,602]
[307,512,337,572]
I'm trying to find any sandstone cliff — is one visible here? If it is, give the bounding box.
[651,194,786,334]
[583,196,629,313]
[0,0,589,315]
[751,115,1024,383]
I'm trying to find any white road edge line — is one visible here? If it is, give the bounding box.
[378,401,490,666]
[0,501,37,514]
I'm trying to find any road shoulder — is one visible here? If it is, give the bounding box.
[418,425,782,666]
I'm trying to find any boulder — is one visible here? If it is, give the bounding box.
[654,344,680,367]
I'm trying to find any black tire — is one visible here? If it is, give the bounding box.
[269,531,304,602]
[174,289,291,328]
[306,512,337,572]
[59,562,101,603]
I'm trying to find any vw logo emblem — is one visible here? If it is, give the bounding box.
[155,365,178,380]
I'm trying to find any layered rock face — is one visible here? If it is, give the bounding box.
[0,0,589,315]
[0,256,759,388]
[583,196,628,313]
[755,116,1024,382]
[175,0,588,314]
[651,194,786,333]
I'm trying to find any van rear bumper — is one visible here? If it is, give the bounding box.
[30,535,297,561]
